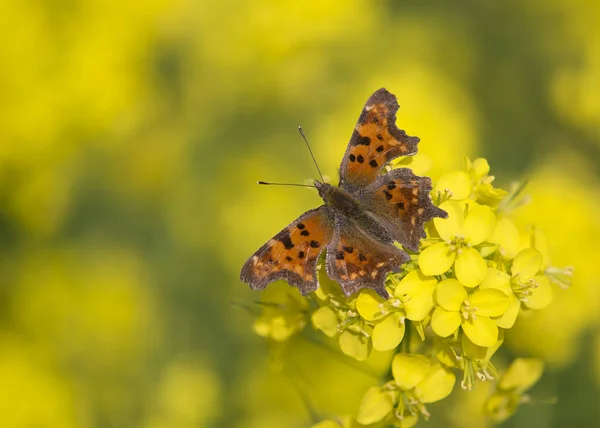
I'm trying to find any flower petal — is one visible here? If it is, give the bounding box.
[395,270,437,321]
[499,358,545,392]
[435,279,467,311]
[522,275,553,310]
[494,295,521,329]
[372,312,405,351]
[419,242,455,276]
[480,268,512,295]
[394,270,437,297]
[404,282,437,321]
[356,386,395,425]
[463,201,496,245]
[489,217,520,259]
[520,225,550,269]
[392,353,433,390]
[435,171,472,200]
[338,330,371,361]
[462,317,498,347]
[468,288,510,317]
[462,331,504,360]
[455,247,488,287]
[512,248,543,280]
[311,307,339,337]
[356,289,386,322]
[433,201,464,241]
[470,157,490,178]
[431,307,461,338]
[476,182,509,206]
[415,365,456,403]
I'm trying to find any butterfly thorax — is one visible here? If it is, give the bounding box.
[315,180,393,243]
[315,181,361,216]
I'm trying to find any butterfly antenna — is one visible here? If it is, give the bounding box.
[298,126,325,183]
[257,181,315,188]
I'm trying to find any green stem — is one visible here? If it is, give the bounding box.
[402,320,412,353]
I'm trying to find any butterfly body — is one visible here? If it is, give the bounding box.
[241,88,447,299]
[316,180,394,244]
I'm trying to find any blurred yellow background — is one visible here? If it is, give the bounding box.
[0,1,598,427]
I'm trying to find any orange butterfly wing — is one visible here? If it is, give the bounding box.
[339,88,419,191]
[362,168,448,252]
[325,216,409,299]
[240,207,334,295]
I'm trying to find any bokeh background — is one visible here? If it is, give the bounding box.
[0,1,599,427]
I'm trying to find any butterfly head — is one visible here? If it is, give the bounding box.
[314,180,334,200]
[315,180,361,217]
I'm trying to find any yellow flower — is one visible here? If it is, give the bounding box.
[433,333,503,390]
[485,358,545,422]
[431,279,510,347]
[356,354,456,427]
[419,200,496,287]
[466,157,508,206]
[480,250,553,317]
[355,289,405,352]
[433,157,508,205]
[311,273,374,360]
[393,354,456,421]
[393,270,438,322]
[434,170,472,200]
[488,217,520,259]
[511,248,553,309]
[356,386,398,426]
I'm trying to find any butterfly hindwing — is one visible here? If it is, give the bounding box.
[240,206,334,295]
[325,216,410,299]
[339,88,420,191]
[360,168,448,252]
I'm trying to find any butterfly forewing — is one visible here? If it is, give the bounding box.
[360,168,448,252]
[325,216,410,299]
[240,206,334,295]
[339,88,419,191]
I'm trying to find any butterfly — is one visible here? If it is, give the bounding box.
[240,88,447,299]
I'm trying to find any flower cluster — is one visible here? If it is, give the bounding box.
[250,158,572,427]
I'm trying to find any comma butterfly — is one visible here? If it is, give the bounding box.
[240,88,447,299]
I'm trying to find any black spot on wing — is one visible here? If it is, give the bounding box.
[310,240,320,248]
[342,245,354,253]
[357,154,364,163]
[351,130,371,146]
[349,154,356,162]
[376,145,384,152]
[383,190,393,200]
[278,231,294,249]
[300,230,310,236]
[357,135,371,146]
[297,223,305,229]
[369,159,378,168]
